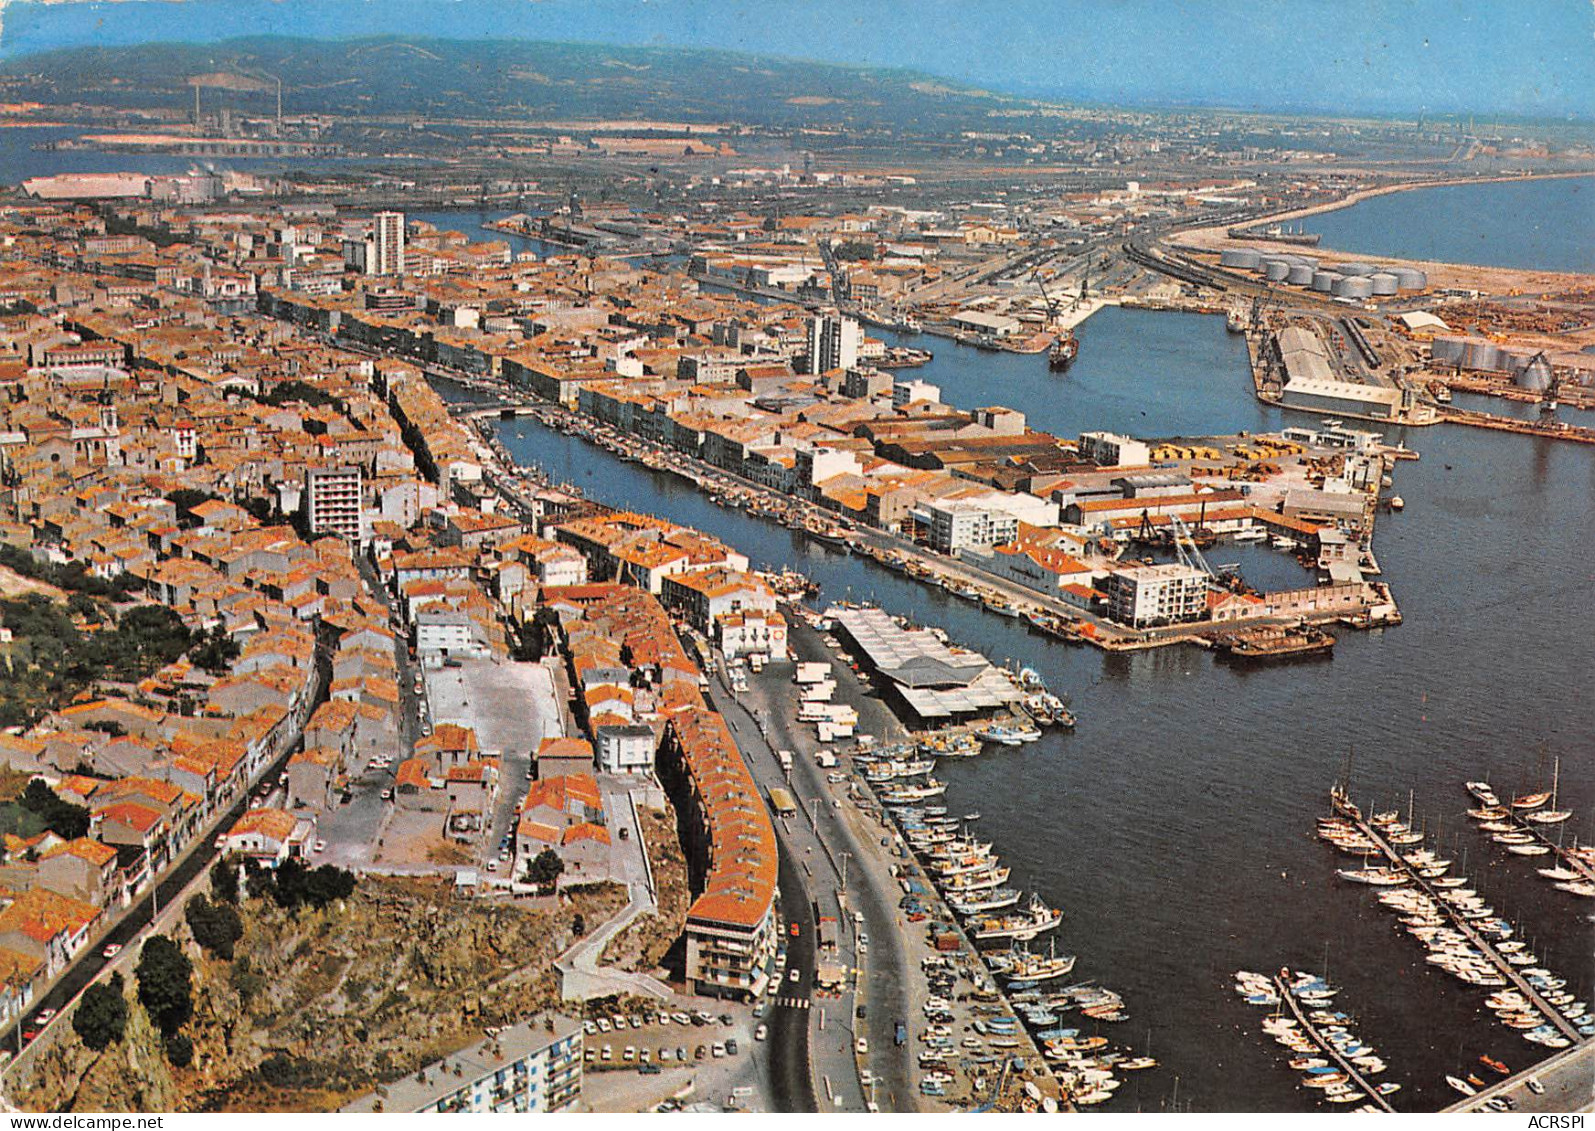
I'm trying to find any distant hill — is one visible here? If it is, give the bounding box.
[0,36,1027,133]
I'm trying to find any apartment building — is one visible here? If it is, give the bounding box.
[304,465,364,544]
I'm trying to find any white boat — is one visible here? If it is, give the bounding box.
[1446,1076,1476,1097]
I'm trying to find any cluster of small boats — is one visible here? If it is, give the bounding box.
[1010,984,1151,1106]
[883,773,1147,1107]
[1466,778,1595,899]
[1235,969,1399,1111]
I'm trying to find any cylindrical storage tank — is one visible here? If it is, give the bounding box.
[1368,272,1399,296]
[1430,336,1467,364]
[1392,267,1427,290]
[1516,355,1553,391]
[1333,276,1374,299]
[1463,340,1499,371]
[1295,256,1318,269]
[1312,270,1342,292]
[1287,264,1315,286]
[1497,347,1534,374]
[1221,248,1263,270]
[1339,262,1375,276]
[1263,259,1291,281]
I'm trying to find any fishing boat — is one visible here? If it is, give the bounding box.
[999,941,1077,983]
[947,888,1022,915]
[972,895,1063,943]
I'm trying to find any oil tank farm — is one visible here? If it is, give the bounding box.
[1217,245,1429,294]
[1332,276,1375,300]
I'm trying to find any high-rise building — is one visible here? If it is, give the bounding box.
[304,465,364,544]
[372,210,406,276]
[804,312,860,375]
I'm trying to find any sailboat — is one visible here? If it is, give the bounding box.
[1526,758,1572,825]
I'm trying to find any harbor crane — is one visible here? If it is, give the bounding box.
[1030,266,1063,330]
[1168,513,1218,579]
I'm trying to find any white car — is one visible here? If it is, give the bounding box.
[754,1024,768,1042]
[597,1018,611,1033]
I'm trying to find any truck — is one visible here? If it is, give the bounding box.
[816,720,855,742]
[767,786,798,818]
[794,661,830,685]
[814,749,838,768]
[777,749,794,773]
[799,679,836,703]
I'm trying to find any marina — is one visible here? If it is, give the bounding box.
[1324,786,1589,1051]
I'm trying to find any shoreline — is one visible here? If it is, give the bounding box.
[1249,168,1595,229]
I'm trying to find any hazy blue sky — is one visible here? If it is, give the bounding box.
[2,0,1592,118]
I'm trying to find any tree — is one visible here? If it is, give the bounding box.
[134,935,193,1036]
[185,894,243,960]
[73,973,128,1050]
[164,1032,193,1067]
[211,858,239,905]
[20,779,90,839]
[189,625,240,675]
[527,849,564,891]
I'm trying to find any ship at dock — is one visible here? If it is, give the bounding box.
[1213,626,1334,663]
[1048,331,1079,371]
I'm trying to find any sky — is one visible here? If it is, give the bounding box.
[1,0,1592,119]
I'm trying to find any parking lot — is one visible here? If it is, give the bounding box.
[577,1003,769,1112]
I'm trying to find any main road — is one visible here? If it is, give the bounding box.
[705,640,921,1112]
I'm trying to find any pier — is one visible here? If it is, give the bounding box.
[1269,972,1395,1113]
[1331,791,1584,1046]
[1475,785,1595,885]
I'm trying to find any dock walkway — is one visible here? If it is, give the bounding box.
[1333,793,1583,1045]
[1270,972,1395,1113]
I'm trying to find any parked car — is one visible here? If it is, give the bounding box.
[856,1037,869,1055]
[754,1025,768,1042]
[101,943,122,959]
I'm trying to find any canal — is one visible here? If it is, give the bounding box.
[453,302,1591,1112]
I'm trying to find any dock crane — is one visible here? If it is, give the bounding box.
[1168,513,1218,579]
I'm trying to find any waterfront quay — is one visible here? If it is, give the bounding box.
[461,391,1402,654]
[721,611,1063,1111]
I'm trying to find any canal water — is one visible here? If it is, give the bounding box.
[464,306,1594,1112]
[1306,175,1595,275]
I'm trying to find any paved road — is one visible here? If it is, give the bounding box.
[707,644,920,1112]
[765,835,819,1113]
[1444,1039,1595,1114]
